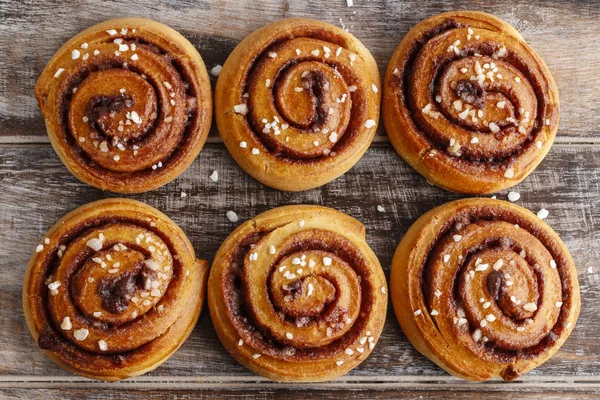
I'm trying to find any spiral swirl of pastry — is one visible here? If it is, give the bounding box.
[208,205,387,381]
[383,11,559,194]
[390,198,580,381]
[23,199,208,381]
[35,18,212,193]
[215,18,381,191]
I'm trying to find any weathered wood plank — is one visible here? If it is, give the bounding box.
[2,387,600,400]
[0,0,599,141]
[0,143,598,383]
[1,387,600,400]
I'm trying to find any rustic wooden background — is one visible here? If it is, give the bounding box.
[0,0,599,398]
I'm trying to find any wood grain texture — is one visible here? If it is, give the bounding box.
[2,387,600,400]
[1,387,600,400]
[0,143,598,398]
[0,0,599,141]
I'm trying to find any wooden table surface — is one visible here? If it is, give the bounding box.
[0,0,598,398]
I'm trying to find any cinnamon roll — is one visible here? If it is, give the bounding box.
[383,11,559,194]
[215,18,381,191]
[208,205,387,381]
[390,198,580,381]
[23,199,208,380]
[35,18,212,193]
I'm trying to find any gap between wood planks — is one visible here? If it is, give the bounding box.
[0,375,599,391]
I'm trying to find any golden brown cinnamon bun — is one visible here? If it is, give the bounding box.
[215,18,381,191]
[35,18,212,193]
[208,205,387,381]
[23,199,208,380]
[390,198,580,381]
[383,11,559,194]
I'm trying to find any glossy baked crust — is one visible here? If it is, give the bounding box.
[215,18,381,191]
[23,198,209,381]
[383,11,559,194]
[35,18,212,193]
[390,198,580,381]
[208,205,387,381]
